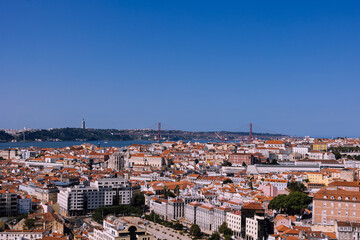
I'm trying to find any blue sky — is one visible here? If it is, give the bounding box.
[1,1,360,137]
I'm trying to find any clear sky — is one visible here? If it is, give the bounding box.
[1,1,360,137]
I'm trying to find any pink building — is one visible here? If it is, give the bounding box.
[259,184,278,197]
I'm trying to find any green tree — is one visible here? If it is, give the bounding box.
[248,181,253,190]
[269,192,311,215]
[209,232,220,240]
[132,192,145,207]
[174,185,180,196]
[24,218,35,230]
[222,160,232,166]
[270,159,278,165]
[163,186,169,199]
[174,222,183,230]
[218,222,232,236]
[223,178,233,184]
[288,181,306,192]
[189,224,201,238]
[224,235,232,240]
[242,162,247,167]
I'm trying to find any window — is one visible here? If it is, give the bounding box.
[338,211,341,215]
[323,202,327,207]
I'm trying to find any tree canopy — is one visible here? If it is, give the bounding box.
[189,224,201,237]
[223,178,233,184]
[24,218,35,230]
[218,222,232,236]
[287,181,306,192]
[132,192,145,207]
[268,191,311,215]
[209,232,220,240]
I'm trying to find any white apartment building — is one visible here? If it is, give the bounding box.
[167,198,185,220]
[292,146,309,156]
[0,230,46,240]
[184,201,202,224]
[150,197,168,220]
[58,178,132,216]
[196,203,215,231]
[246,215,265,240]
[214,205,231,231]
[227,211,242,239]
[150,197,185,221]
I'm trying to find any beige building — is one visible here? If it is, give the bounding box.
[313,188,360,226]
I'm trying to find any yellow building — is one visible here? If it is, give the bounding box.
[306,172,331,186]
[312,143,327,151]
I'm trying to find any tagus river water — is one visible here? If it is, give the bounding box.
[0,140,154,149]
[0,140,217,149]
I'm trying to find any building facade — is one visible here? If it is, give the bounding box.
[313,188,360,226]
[58,178,132,216]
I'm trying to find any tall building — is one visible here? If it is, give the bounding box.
[0,189,18,217]
[82,118,85,129]
[58,178,132,216]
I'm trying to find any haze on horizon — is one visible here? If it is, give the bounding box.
[1,1,360,137]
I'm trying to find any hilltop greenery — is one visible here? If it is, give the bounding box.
[2,128,287,142]
[0,130,13,141]
[330,146,360,160]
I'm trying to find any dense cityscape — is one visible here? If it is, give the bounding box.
[2,1,360,239]
[1,130,360,240]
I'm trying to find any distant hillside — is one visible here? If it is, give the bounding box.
[7,128,287,142]
[0,130,14,141]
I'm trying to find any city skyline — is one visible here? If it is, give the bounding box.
[1,1,360,137]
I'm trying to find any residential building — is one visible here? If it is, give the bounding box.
[184,201,202,224]
[58,178,132,216]
[0,189,17,217]
[313,188,360,226]
[227,210,242,239]
[214,205,231,231]
[0,230,46,240]
[196,203,215,231]
[17,195,32,214]
[335,221,360,240]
